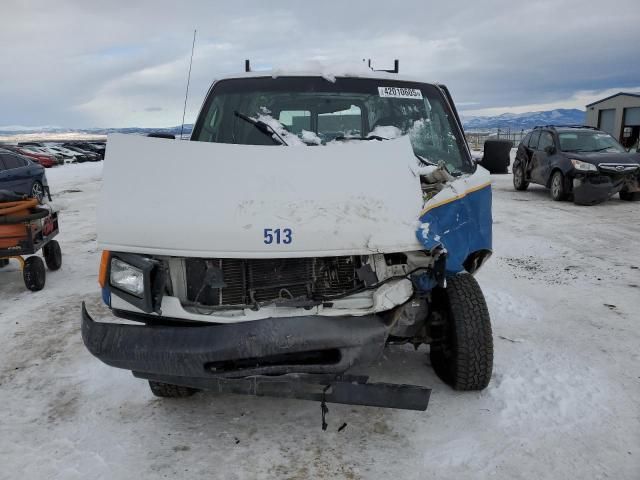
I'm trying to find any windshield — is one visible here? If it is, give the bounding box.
[558,131,626,153]
[191,77,472,174]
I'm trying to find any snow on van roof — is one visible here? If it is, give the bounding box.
[213,60,438,85]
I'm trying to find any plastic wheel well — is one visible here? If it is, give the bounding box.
[463,249,492,274]
[546,167,565,188]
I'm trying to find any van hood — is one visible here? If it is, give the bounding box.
[98,134,425,258]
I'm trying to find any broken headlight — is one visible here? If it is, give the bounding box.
[110,258,144,297]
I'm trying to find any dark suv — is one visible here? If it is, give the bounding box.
[512,126,640,205]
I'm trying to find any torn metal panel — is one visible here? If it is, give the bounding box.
[415,167,493,274]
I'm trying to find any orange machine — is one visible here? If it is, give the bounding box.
[0,199,38,249]
[0,197,61,291]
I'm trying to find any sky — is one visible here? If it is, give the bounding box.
[1,0,639,128]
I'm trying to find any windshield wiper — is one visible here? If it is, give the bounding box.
[334,134,389,142]
[415,154,438,167]
[234,111,288,146]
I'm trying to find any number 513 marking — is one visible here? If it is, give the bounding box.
[263,228,292,245]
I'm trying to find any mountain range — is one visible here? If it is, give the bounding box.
[461,108,586,131]
[0,108,587,137]
[0,124,194,136]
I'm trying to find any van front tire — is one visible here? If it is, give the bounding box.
[430,273,493,391]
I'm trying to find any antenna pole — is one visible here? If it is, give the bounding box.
[180,29,196,140]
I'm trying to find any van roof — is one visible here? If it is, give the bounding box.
[213,66,438,86]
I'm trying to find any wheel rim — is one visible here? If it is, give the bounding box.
[552,175,561,197]
[514,167,523,187]
[32,182,43,200]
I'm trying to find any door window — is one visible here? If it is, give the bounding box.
[538,131,554,151]
[528,131,541,149]
[1,154,25,169]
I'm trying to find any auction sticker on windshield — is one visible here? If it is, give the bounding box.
[378,86,423,99]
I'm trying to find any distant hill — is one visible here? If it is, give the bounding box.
[0,124,194,136]
[462,109,586,131]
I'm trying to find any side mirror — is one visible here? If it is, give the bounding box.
[147,132,176,140]
[544,145,555,155]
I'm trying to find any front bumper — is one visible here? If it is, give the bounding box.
[572,176,617,205]
[82,302,389,378]
[572,173,629,205]
[81,302,431,410]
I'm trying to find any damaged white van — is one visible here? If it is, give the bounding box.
[82,66,493,412]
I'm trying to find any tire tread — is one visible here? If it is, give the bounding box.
[23,256,46,291]
[432,273,493,390]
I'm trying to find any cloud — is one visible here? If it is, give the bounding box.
[0,0,638,127]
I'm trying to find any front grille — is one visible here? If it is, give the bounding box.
[184,256,363,307]
[598,164,640,175]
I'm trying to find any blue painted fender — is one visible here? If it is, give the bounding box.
[416,168,493,275]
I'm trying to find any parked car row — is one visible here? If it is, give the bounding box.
[0,141,105,168]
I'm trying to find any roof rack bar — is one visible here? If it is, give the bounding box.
[374,59,399,74]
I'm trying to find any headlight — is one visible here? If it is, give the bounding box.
[110,258,144,297]
[571,159,598,172]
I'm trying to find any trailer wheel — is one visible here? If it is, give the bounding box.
[23,256,46,291]
[43,240,62,270]
[430,273,493,390]
[148,381,198,398]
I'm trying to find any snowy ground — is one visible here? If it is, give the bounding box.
[1,162,638,479]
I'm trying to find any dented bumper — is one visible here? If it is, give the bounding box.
[81,302,388,378]
[572,176,618,205]
[81,302,431,410]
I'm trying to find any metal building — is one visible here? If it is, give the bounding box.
[585,92,640,149]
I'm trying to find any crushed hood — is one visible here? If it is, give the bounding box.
[98,134,425,258]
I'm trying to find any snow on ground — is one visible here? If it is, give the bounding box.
[0,162,639,479]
